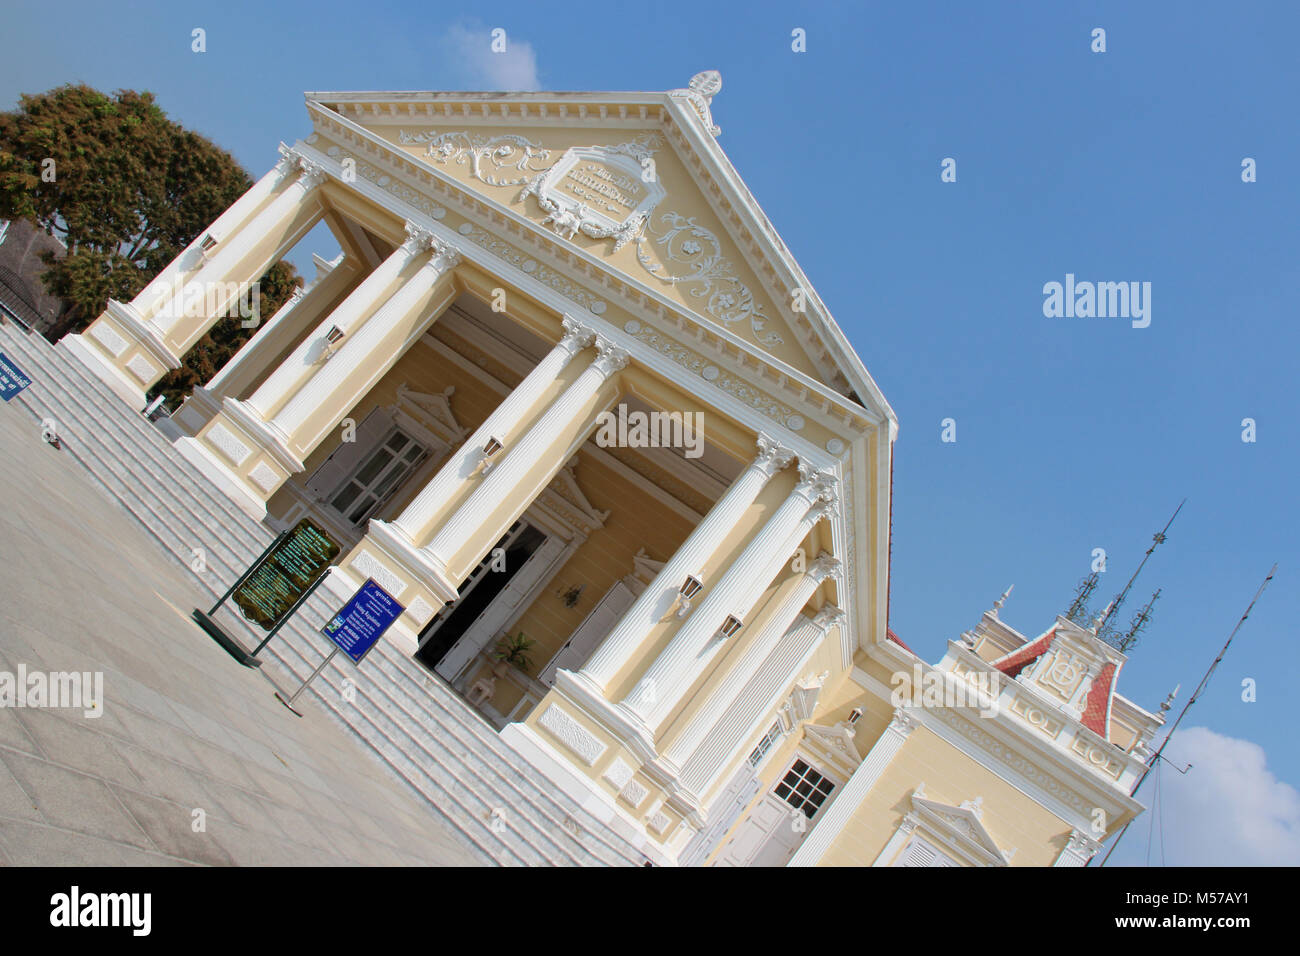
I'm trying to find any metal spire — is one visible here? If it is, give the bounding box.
[1096,499,1185,634]
[1094,563,1277,866]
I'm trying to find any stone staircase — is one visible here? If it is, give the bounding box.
[0,319,653,867]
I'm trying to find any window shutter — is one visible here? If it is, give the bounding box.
[304,407,394,500]
[898,836,958,867]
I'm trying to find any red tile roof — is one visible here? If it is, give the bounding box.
[1080,661,1118,737]
[993,627,1056,678]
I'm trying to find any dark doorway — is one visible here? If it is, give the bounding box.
[414,521,548,674]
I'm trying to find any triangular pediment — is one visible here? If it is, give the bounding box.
[911,787,1013,866]
[302,83,896,427]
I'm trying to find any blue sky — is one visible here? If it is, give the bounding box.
[2,1,1296,864]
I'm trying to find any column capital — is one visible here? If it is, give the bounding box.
[402,221,437,254]
[795,463,838,505]
[429,236,462,271]
[277,145,326,189]
[754,433,796,476]
[807,553,842,586]
[811,603,845,632]
[888,707,920,738]
[591,337,630,377]
[560,314,598,354]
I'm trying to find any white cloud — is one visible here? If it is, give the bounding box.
[1109,726,1300,866]
[441,23,541,92]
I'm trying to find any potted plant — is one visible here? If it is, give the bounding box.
[492,631,535,677]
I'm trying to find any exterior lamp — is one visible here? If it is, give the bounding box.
[675,574,703,618]
[718,614,744,639]
[315,325,346,365]
[479,436,503,474]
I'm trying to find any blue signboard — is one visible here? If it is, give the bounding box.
[0,352,32,402]
[321,579,404,664]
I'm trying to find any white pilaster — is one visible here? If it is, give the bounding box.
[575,435,795,695]
[663,554,841,775]
[681,605,845,799]
[151,153,326,336]
[420,337,629,575]
[787,708,919,867]
[1054,829,1101,866]
[626,465,838,730]
[380,314,597,543]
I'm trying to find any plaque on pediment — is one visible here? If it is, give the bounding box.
[519,141,665,251]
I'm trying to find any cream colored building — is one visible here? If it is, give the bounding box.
[61,73,1162,866]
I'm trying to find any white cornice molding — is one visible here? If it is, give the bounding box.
[302,99,887,436]
[850,663,1143,835]
[305,88,899,431]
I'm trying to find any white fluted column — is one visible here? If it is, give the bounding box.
[136,153,298,324]
[788,708,920,867]
[244,223,432,421]
[626,465,838,729]
[268,234,458,442]
[577,436,795,694]
[663,554,841,773]
[152,152,326,335]
[681,605,845,799]
[421,337,629,575]
[380,315,597,543]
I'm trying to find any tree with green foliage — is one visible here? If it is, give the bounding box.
[0,84,300,407]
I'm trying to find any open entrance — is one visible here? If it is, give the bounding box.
[415,520,550,682]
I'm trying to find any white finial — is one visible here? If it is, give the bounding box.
[992,584,1014,614]
[1091,600,1114,633]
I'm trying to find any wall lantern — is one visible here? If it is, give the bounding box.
[479,435,504,474]
[676,574,703,618]
[718,614,744,639]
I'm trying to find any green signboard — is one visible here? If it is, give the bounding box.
[232,519,340,629]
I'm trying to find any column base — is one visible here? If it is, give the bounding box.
[365,519,460,604]
[172,386,222,437]
[499,722,677,867]
[174,436,270,522]
[332,526,456,646]
[553,670,659,766]
[59,333,149,409]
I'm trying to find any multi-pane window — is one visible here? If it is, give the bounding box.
[747,722,784,769]
[329,430,426,526]
[773,758,835,819]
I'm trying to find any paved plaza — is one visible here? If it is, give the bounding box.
[0,400,482,866]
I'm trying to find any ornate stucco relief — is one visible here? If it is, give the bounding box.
[393,128,783,347]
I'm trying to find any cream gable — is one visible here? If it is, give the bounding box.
[362,120,819,374]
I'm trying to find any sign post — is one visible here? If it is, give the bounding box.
[192,519,339,666]
[274,579,403,716]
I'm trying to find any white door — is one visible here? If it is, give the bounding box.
[436,534,567,683]
[538,581,636,686]
[714,756,837,867]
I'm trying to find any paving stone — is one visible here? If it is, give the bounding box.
[0,751,154,850]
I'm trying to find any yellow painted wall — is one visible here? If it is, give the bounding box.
[819,726,1070,867]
